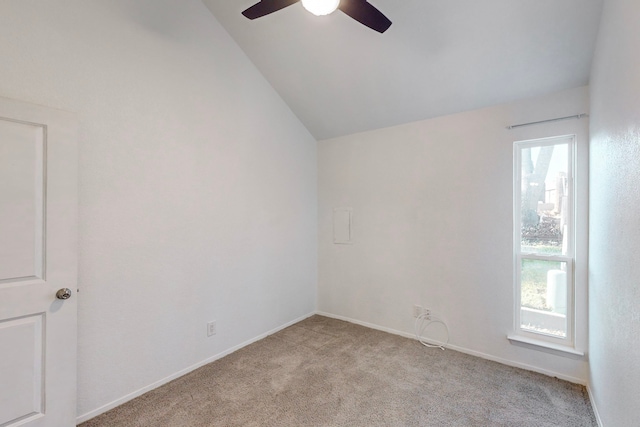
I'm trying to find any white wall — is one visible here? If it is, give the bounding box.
[319,86,590,383]
[0,0,317,420]
[588,0,640,425]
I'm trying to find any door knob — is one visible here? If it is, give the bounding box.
[56,288,72,300]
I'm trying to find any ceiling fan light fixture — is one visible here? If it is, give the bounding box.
[301,0,340,16]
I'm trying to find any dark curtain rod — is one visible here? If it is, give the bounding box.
[507,113,589,130]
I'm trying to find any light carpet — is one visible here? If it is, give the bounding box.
[80,315,596,426]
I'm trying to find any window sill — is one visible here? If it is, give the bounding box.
[507,335,585,360]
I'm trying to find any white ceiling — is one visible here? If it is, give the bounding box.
[202,0,603,140]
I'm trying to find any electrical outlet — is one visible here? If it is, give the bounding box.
[207,321,216,337]
[414,305,432,319]
[413,305,423,318]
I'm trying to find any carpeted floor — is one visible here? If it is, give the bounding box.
[80,315,596,426]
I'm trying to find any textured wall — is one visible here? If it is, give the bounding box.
[589,0,640,425]
[318,87,590,383]
[0,0,317,419]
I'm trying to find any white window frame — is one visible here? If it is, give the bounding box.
[512,135,579,351]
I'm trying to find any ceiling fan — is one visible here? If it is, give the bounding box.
[242,0,392,34]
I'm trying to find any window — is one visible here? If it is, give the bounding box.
[514,136,575,346]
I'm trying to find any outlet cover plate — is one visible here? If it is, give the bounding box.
[207,321,216,337]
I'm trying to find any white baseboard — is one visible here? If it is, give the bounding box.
[316,311,586,386]
[587,384,604,427]
[76,311,315,424]
[316,311,418,340]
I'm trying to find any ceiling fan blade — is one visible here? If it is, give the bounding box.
[242,0,300,19]
[338,0,391,33]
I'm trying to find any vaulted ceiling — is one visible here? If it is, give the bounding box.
[202,0,603,140]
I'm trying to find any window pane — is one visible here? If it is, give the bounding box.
[520,259,567,338]
[520,143,569,256]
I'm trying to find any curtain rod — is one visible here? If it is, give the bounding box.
[507,113,588,130]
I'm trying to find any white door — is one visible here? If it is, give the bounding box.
[0,97,77,427]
